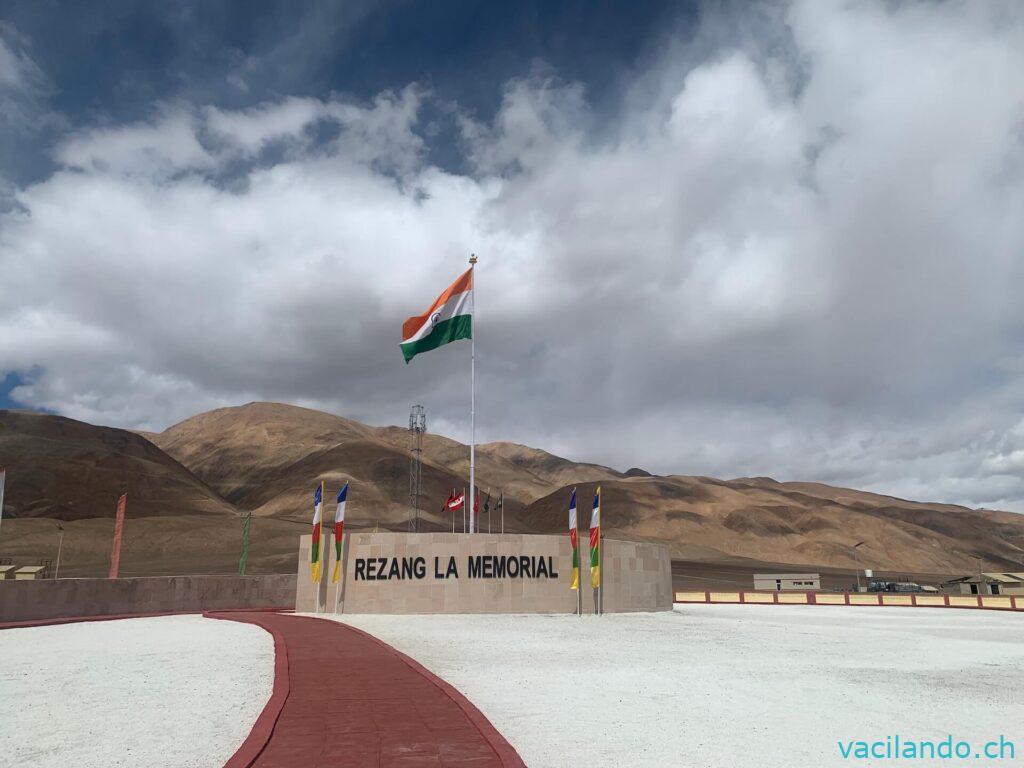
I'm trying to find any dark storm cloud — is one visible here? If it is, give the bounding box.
[2,1,1024,510]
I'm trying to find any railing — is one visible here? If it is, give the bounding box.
[674,590,1023,611]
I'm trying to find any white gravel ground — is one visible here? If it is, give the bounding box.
[320,605,1024,768]
[0,615,273,768]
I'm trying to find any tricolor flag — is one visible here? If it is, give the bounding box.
[332,483,348,583]
[568,488,579,590]
[310,482,324,582]
[590,487,601,588]
[400,268,473,363]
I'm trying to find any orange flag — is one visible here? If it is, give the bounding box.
[108,493,127,579]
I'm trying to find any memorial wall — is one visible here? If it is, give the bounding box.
[295,532,673,614]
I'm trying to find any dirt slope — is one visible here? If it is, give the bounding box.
[0,409,233,520]
[5,402,1024,577]
[150,402,532,531]
[521,475,1024,572]
[0,409,299,576]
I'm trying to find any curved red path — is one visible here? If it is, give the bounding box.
[209,612,526,768]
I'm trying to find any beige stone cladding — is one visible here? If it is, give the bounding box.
[295,532,672,614]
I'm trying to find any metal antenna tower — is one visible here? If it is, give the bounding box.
[408,404,426,532]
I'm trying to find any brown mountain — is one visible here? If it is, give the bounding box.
[0,409,301,576]
[3,402,1024,578]
[148,402,532,531]
[0,409,232,520]
[521,476,1024,573]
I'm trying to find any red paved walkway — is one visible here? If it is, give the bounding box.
[209,612,526,768]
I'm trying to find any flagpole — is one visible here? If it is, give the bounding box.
[334,535,343,615]
[469,253,477,534]
[599,490,603,616]
[0,468,5,543]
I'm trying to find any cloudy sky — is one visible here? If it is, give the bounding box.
[2,1,1024,510]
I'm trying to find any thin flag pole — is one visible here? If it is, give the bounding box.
[334,546,342,614]
[0,468,5,540]
[463,486,467,533]
[599,523,604,617]
[468,253,477,534]
[54,524,64,580]
[599,489,603,616]
[577,512,583,618]
[500,490,504,534]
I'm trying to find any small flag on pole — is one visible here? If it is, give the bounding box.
[238,511,252,576]
[590,487,601,588]
[108,492,127,579]
[310,482,324,582]
[445,490,465,511]
[332,483,348,583]
[568,488,579,590]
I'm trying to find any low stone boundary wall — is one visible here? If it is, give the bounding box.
[0,574,296,623]
[675,590,1024,612]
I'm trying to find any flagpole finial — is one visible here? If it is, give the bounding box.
[469,253,477,265]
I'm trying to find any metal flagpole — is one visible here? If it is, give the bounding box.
[500,490,504,534]
[463,487,466,533]
[0,468,6,543]
[54,522,64,580]
[468,253,477,534]
[598,488,603,616]
[334,535,344,615]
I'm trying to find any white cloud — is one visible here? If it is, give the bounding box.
[3,1,1024,510]
[0,28,41,93]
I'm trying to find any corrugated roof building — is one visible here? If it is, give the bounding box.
[942,573,1024,596]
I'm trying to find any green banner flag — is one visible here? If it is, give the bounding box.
[238,512,252,575]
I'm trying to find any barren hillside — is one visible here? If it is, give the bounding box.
[4,402,1024,577]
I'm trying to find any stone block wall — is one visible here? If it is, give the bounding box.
[295,532,672,614]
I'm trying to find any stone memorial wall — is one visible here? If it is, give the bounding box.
[295,532,672,614]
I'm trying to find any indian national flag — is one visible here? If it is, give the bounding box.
[568,488,579,590]
[590,486,601,588]
[400,268,473,363]
[310,482,323,582]
[332,483,348,583]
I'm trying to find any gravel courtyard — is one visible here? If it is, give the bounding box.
[0,615,273,768]
[326,605,1024,768]
[2,606,1020,768]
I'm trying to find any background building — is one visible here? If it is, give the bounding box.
[753,573,821,592]
[942,573,1024,596]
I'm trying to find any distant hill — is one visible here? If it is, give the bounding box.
[148,402,533,531]
[3,402,1024,576]
[0,409,300,576]
[0,410,231,520]
[521,476,1024,572]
